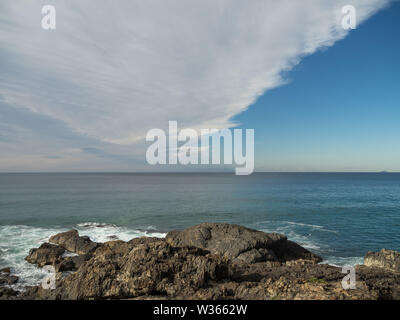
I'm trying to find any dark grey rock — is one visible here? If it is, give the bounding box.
[166,223,322,264]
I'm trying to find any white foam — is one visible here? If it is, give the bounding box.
[285,221,324,229]
[75,222,166,242]
[0,225,67,290]
[322,256,364,267]
[284,221,338,234]
[251,220,365,267]
[255,220,323,252]
[62,251,78,258]
[259,227,321,251]
[0,223,166,290]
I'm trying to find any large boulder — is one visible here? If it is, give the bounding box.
[25,241,90,272]
[364,249,400,273]
[25,243,65,267]
[166,223,322,264]
[49,230,99,255]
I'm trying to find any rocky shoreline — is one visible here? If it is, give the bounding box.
[1,223,399,300]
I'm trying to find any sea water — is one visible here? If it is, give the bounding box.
[0,172,399,288]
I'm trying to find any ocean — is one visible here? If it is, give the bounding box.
[0,172,399,289]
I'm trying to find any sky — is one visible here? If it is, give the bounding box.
[0,0,399,172]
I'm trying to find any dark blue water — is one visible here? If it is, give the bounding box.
[0,173,399,286]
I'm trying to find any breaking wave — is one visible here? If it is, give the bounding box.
[0,223,166,289]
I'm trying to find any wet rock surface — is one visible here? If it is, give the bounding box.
[6,223,400,300]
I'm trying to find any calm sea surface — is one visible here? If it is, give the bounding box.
[0,173,399,288]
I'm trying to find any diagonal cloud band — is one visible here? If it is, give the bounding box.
[0,0,391,150]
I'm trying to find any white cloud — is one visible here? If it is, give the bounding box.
[0,0,391,169]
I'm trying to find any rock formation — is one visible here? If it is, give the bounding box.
[166,223,322,263]
[1,223,399,300]
[364,249,400,273]
[25,243,65,267]
[49,229,99,255]
[25,240,91,272]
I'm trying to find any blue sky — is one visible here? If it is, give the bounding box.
[236,2,400,171]
[0,0,398,172]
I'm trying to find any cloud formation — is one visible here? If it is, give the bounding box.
[0,0,391,170]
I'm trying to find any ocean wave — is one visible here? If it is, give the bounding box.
[0,225,67,290]
[259,226,321,251]
[251,220,364,267]
[0,223,166,290]
[74,222,166,242]
[76,222,118,228]
[285,221,324,228]
[322,256,364,267]
[284,221,338,234]
[252,220,324,252]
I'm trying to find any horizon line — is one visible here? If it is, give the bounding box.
[0,171,397,174]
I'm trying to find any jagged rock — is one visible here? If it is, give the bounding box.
[25,241,90,272]
[193,261,400,300]
[55,254,91,272]
[35,240,230,300]
[356,265,400,300]
[25,243,65,267]
[49,230,99,255]
[128,237,162,246]
[364,249,400,273]
[9,224,400,300]
[166,223,322,263]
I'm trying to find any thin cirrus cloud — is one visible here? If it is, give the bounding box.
[0,0,391,170]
